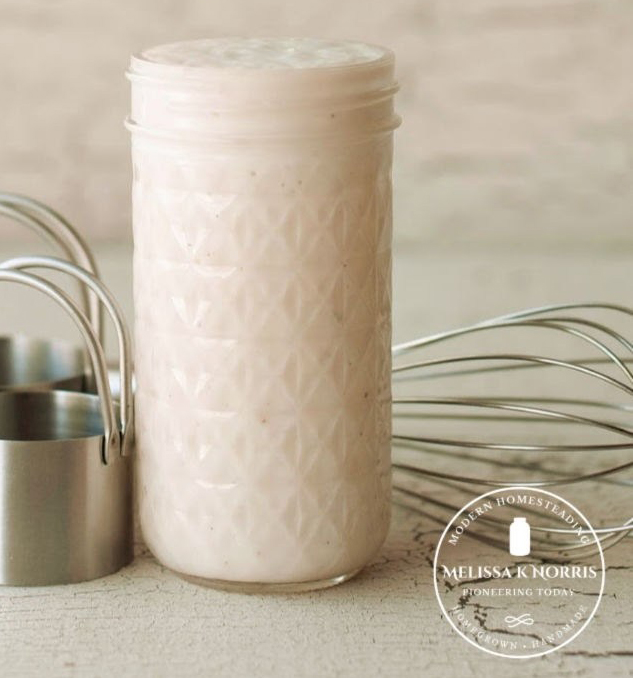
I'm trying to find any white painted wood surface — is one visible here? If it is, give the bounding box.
[0,242,631,677]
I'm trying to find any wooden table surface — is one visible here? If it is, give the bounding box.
[0,241,631,677]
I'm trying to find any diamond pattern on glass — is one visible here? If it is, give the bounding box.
[133,138,393,582]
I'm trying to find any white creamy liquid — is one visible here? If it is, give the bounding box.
[129,38,398,584]
[137,37,387,69]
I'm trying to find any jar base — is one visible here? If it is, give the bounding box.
[174,567,363,594]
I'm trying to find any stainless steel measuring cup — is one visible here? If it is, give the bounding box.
[0,193,102,392]
[0,263,133,585]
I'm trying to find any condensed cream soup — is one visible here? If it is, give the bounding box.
[127,37,400,589]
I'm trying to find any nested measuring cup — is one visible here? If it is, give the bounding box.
[0,259,133,585]
[0,193,102,392]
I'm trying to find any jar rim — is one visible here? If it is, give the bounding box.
[126,37,400,142]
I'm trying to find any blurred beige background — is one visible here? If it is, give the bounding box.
[1,0,631,250]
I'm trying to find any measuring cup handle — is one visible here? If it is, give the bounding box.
[0,193,103,346]
[0,256,134,457]
[0,270,121,464]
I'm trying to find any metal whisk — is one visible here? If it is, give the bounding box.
[391,303,633,559]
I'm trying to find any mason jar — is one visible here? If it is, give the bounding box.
[126,37,400,592]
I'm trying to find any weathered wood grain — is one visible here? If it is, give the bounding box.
[0,505,630,678]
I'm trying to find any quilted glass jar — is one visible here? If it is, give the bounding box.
[126,37,400,592]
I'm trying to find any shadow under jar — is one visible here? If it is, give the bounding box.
[126,37,400,592]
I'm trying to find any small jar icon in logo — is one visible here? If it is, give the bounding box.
[510,517,531,556]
